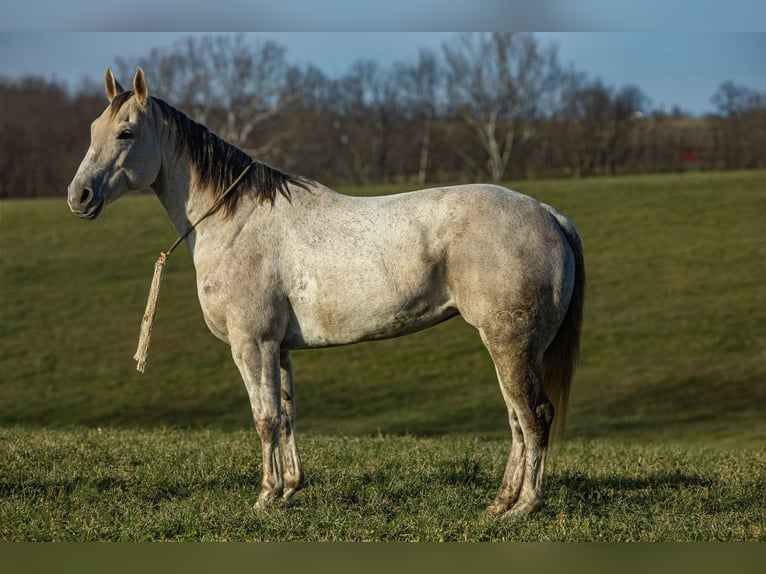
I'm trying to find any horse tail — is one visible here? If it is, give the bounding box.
[541,205,585,442]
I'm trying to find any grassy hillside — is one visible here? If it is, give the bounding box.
[1,171,765,445]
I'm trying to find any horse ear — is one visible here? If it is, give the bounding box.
[104,67,124,102]
[133,67,149,106]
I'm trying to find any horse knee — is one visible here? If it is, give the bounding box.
[255,415,280,441]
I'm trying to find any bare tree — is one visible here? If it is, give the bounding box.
[712,81,764,118]
[397,48,445,184]
[7,37,766,200]
[0,77,103,198]
[116,34,293,158]
[557,74,612,176]
[710,81,766,169]
[556,75,649,176]
[443,32,561,182]
[331,60,404,184]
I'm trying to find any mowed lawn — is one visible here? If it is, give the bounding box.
[1,170,765,540]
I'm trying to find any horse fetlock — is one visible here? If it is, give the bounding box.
[282,483,303,503]
[487,497,512,516]
[536,401,555,426]
[282,462,304,494]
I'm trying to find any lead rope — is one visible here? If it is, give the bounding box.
[134,161,256,372]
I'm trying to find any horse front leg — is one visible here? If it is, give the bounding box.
[279,350,304,502]
[231,337,284,510]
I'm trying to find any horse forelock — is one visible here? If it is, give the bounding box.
[148,96,310,215]
[108,90,135,118]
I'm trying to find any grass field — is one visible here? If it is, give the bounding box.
[1,428,764,541]
[1,170,765,540]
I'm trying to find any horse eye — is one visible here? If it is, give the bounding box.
[117,129,134,140]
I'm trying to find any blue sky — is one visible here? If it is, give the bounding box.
[1,32,764,116]
[4,1,766,32]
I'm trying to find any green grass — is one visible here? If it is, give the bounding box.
[1,170,766,540]
[1,427,763,541]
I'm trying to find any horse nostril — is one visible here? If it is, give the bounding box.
[80,188,93,206]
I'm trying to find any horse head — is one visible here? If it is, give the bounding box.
[67,67,161,219]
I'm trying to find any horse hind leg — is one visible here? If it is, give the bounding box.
[487,406,526,514]
[482,332,554,518]
[279,351,304,502]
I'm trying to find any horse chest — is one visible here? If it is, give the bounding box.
[196,262,281,345]
[196,280,230,343]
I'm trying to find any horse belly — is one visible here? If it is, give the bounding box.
[283,274,457,349]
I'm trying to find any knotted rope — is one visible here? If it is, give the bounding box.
[134,162,255,372]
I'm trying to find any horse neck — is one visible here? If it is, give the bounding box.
[149,106,225,256]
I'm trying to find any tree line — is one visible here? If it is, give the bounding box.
[1,32,764,199]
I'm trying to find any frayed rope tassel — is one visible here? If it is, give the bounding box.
[134,252,168,373]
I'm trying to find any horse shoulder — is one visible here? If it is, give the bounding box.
[193,215,287,344]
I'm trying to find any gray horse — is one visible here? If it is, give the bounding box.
[68,67,584,518]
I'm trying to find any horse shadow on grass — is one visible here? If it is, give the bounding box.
[544,469,717,514]
[425,455,718,516]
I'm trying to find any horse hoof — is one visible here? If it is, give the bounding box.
[253,492,278,512]
[504,497,543,518]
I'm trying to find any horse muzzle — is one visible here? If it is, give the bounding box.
[67,185,104,220]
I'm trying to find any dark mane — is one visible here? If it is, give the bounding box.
[110,91,311,215]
